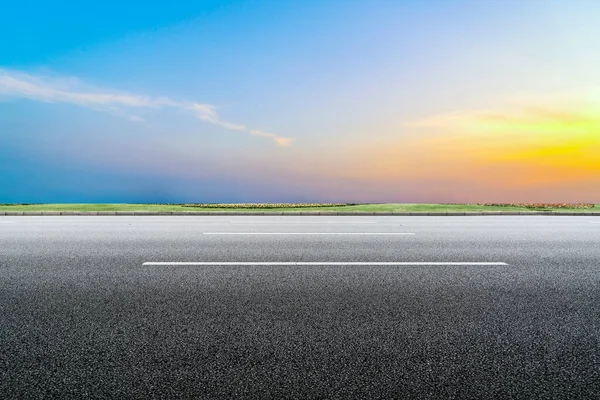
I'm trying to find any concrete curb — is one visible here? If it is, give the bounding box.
[1,211,599,216]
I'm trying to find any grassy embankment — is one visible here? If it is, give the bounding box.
[0,203,597,212]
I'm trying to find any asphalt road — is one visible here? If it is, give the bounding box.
[1,216,599,399]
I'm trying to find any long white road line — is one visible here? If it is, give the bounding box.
[143,262,508,266]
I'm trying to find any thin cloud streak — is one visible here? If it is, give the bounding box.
[0,68,293,146]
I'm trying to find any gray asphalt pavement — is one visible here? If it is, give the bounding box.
[1,216,599,399]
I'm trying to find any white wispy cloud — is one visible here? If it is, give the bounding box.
[0,68,294,146]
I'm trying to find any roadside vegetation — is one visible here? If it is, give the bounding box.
[0,203,597,212]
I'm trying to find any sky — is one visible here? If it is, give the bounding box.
[1,0,599,203]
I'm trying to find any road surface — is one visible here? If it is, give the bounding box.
[1,216,599,398]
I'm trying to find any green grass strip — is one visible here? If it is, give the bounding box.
[0,203,597,212]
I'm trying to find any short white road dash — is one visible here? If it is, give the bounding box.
[230,222,379,224]
[201,232,415,235]
[143,262,508,266]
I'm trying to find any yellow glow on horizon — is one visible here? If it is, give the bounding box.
[337,105,600,191]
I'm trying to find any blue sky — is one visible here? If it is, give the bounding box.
[2,0,600,203]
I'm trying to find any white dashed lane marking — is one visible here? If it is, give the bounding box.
[201,232,415,235]
[143,262,508,266]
